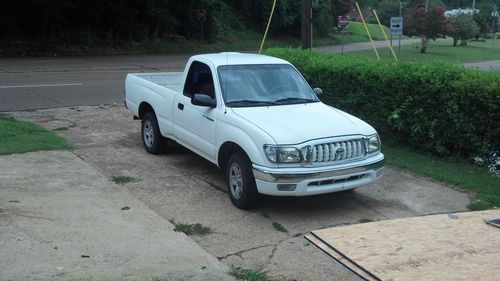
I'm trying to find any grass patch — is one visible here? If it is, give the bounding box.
[169,219,212,236]
[53,127,69,131]
[0,115,72,155]
[347,38,500,63]
[111,175,139,184]
[358,218,374,223]
[383,142,500,210]
[229,267,269,281]
[344,22,393,41]
[272,222,288,233]
[314,22,395,46]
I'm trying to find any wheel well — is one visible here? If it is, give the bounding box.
[218,142,249,170]
[138,102,154,119]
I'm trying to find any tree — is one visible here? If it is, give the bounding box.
[449,13,480,45]
[404,6,449,53]
[331,0,352,24]
[375,0,402,26]
[472,11,489,37]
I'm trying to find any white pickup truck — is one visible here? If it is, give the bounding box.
[125,52,384,209]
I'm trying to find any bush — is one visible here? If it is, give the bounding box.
[448,13,480,46]
[265,48,500,157]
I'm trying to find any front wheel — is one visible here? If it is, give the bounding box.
[226,151,258,209]
[141,112,166,154]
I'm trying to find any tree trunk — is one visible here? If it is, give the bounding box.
[453,38,458,46]
[420,36,427,53]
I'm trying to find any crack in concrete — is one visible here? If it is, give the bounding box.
[217,244,276,261]
[266,243,279,265]
[7,212,54,222]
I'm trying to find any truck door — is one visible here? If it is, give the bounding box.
[173,60,218,161]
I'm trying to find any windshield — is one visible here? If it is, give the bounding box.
[217,64,319,107]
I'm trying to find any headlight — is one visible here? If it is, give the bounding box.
[264,145,301,163]
[366,134,380,153]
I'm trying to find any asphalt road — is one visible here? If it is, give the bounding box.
[1,38,496,112]
[0,40,424,112]
[0,55,189,111]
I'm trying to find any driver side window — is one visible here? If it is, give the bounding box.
[183,61,215,99]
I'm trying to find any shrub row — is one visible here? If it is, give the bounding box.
[265,48,500,157]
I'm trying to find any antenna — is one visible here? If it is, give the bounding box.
[225,4,228,114]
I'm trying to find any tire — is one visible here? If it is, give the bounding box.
[226,151,259,209]
[141,112,166,154]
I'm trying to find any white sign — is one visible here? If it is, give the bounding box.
[390,17,403,35]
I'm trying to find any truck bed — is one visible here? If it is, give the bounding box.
[130,72,183,92]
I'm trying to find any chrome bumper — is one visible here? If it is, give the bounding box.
[253,158,385,183]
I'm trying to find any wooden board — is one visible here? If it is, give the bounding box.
[305,234,379,281]
[308,210,500,281]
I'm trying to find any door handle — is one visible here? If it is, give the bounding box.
[177,103,184,110]
[202,114,214,122]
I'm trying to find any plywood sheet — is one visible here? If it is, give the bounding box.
[309,210,500,281]
[305,234,378,281]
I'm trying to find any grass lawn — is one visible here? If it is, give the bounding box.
[345,38,500,63]
[0,115,72,155]
[383,142,500,210]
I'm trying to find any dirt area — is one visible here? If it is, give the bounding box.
[9,105,471,281]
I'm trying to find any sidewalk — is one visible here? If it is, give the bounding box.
[464,59,500,70]
[315,38,419,54]
[0,151,234,281]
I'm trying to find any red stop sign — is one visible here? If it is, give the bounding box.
[338,16,349,29]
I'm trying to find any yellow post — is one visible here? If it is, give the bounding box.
[373,9,398,61]
[259,0,277,53]
[355,2,380,60]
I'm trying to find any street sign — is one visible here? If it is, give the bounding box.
[390,17,403,35]
[196,9,207,22]
[338,16,349,29]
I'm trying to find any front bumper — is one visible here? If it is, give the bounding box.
[252,153,384,196]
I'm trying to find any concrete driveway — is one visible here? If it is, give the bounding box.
[9,105,471,281]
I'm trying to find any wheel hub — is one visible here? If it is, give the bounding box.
[229,162,243,199]
[143,120,154,147]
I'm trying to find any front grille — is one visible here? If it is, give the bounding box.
[311,139,365,163]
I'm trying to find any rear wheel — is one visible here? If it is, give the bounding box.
[141,112,166,154]
[226,151,258,209]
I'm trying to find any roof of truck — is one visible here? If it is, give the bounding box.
[191,52,290,68]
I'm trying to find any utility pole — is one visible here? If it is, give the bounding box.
[473,0,476,10]
[301,0,312,49]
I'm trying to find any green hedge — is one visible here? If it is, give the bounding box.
[265,48,500,157]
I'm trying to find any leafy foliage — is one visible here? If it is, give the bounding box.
[448,13,480,46]
[404,7,450,53]
[0,0,351,48]
[265,48,500,158]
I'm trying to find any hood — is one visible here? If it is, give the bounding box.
[231,102,376,144]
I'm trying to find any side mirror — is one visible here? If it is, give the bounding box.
[313,87,323,98]
[191,93,216,108]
